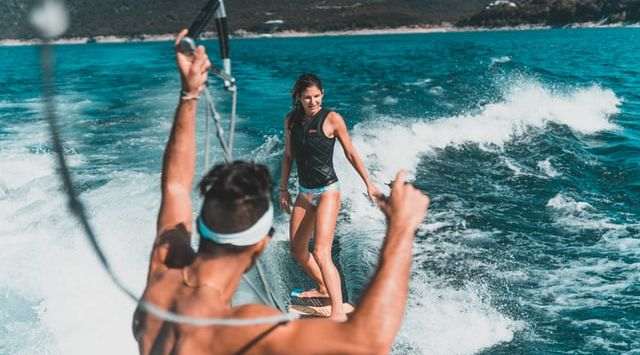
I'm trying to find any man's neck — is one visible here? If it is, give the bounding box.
[186,252,253,303]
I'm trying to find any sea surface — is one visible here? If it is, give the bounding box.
[1,28,639,354]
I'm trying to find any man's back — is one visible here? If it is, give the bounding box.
[134,265,296,355]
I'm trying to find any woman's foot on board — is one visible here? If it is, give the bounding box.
[296,288,329,298]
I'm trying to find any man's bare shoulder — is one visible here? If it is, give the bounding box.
[220,304,364,354]
[210,304,308,354]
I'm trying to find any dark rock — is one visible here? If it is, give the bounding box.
[459,0,640,27]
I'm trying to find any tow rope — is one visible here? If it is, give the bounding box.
[33,0,296,326]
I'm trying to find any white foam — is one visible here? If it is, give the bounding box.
[584,336,631,353]
[333,208,525,355]
[546,193,593,213]
[342,78,620,184]
[396,277,524,354]
[502,157,544,178]
[602,233,640,254]
[536,258,639,313]
[537,158,560,177]
[0,123,84,237]
[0,93,293,353]
[244,134,283,162]
[0,98,43,111]
[325,76,621,352]
[405,78,433,87]
[546,193,622,231]
[382,96,399,105]
[490,56,512,65]
[330,134,529,353]
[0,148,152,353]
[429,86,444,96]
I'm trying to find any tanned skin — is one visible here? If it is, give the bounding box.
[279,84,381,320]
[133,30,430,355]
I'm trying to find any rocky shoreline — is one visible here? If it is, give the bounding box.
[460,0,640,27]
[4,22,639,47]
[4,1,640,44]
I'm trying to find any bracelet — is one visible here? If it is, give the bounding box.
[180,90,199,101]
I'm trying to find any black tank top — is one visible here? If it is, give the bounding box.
[289,108,338,189]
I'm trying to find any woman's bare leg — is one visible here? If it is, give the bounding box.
[290,194,327,296]
[312,190,345,321]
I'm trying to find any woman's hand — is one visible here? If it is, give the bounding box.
[279,190,292,214]
[366,182,381,203]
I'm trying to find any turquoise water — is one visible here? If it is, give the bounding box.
[1,28,639,354]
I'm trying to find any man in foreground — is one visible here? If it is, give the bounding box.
[132,29,430,354]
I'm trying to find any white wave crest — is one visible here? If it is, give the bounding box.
[396,278,524,354]
[405,78,433,87]
[327,77,621,353]
[537,158,561,177]
[490,56,511,65]
[337,78,620,184]
[546,193,621,231]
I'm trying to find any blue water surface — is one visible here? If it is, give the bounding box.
[1,28,639,354]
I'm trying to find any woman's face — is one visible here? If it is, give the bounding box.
[299,85,323,116]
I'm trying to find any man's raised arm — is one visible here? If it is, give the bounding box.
[263,170,429,354]
[150,30,211,276]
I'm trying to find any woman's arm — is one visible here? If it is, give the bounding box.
[279,116,294,213]
[329,112,380,200]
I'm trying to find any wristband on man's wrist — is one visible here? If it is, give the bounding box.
[180,89,199,101]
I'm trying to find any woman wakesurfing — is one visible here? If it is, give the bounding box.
[279,73,380,321]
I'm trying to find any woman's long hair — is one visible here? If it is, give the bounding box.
[288,73,323,129]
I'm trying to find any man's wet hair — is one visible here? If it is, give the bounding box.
[198,161,272,251]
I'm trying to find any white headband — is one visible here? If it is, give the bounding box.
[197,204,274,246]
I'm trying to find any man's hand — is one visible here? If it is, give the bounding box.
[375,171,429,231]
[175,29,211,97]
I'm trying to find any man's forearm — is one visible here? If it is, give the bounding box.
[161,99,198,191]
[349,225,414,349]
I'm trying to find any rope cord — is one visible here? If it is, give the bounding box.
[35,0,296,327]
[202,86,231,162]
[38,40,297,327]
[189,0,277,308]
[204,90,211,169]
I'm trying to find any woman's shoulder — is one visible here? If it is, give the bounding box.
[324,109,344,122]
[322,108,339,118]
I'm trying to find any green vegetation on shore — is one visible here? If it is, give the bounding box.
[459,0,640,27]
[2,0,638,41]
[1,0,487,40]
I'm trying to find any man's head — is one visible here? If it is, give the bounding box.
[197,161,273,255]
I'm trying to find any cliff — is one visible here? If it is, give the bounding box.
[2,0,488,40]
[4,0,638,41]
[458,0,640,27]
